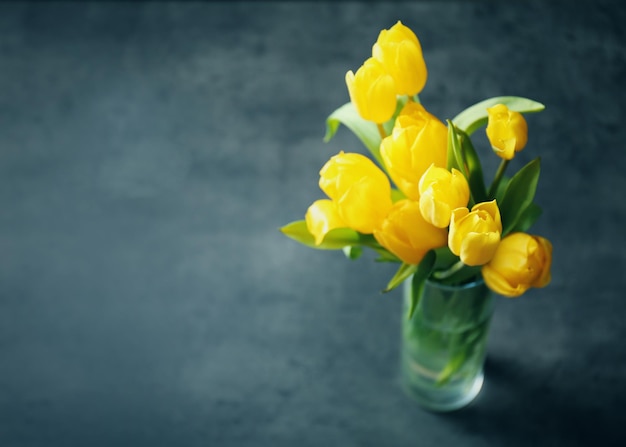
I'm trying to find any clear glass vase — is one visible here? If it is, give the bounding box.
[400,277,495,412]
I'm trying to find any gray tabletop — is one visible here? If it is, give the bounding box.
[0,1,624,446]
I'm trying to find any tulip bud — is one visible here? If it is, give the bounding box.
[448,200,502,266]
[482,232,552,297]
[319,152,392,234]
[345,57,397,124]
[380,102,447,200]
[418,165,470,228]
[374,199,448,265]
[305,199,347,245]
[372,21,427,96]
[486,104,528,160]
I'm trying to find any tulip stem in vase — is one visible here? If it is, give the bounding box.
[432,260,466,281]
[488,159,509,198]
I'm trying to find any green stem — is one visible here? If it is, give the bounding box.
[432,260,465,280]
[488,159,509,199]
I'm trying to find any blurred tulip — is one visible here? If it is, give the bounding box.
[448,200,502,266]
[319,152,392,234]
[380,102,447,200]
[482,232,552,297]
[374,199,447,265]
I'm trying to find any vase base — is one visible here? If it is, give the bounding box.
[401,369,484,412]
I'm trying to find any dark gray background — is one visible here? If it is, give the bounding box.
[0,1,624,446]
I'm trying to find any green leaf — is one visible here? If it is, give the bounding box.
[447,123,488,207]
[446,121,464,173]
[324,102,383,166]
[499,158,541,235]
[383,263,417,293]
[280,220,361,250]
[406,251,437,320]
[493,175,511,204]
[452,96,546,136]
[433,246,458,271]
[458,129,488,205]
[509,202,542,233]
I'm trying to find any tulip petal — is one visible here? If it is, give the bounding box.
[481,232,552,297]
[374,200,447,265]
[448,207,470,256]
[482,263,529,297]
[486,104,528,160]
[338,177,392,233]
[380,105,447,201]
[346,58,396,124]
[472,200,502,232]
[531,236,553,288]
[305,199,347,245]
[372,21,427,96]
[459,231,500,266]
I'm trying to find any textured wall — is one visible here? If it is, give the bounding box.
[0,1,624,446]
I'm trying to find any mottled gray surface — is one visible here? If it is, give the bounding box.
[0,1,624,446]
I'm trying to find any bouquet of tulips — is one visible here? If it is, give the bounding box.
[281,21,552,317]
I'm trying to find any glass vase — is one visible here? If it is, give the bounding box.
[400,277,495,412]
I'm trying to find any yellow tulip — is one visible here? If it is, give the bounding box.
[418,164,470,228]
[486,104,528,160]
[345,57,397,124]
[482,232,552,297]
[448,200,502,266]
[372,21,427,96]
[380,102,447,200]
[374,199,448,265]
[305,199,347,245]
[319,151,392,234]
